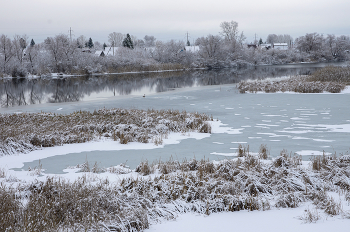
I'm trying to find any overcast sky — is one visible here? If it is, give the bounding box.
[1,0,349,44]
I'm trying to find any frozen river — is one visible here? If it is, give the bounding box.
[1,63,349,174]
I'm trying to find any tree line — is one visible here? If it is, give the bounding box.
[1,21,349,77]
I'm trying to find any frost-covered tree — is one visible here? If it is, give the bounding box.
[332,35,350,60]
[219,21,246,53]
[267,34,293,44]
[123,34,134,49]
[77,35,87,49]
[45,34,75,72]
[220,21,239,42]
[295,33,324,53]
[94,41,102,50]
[12,34,28,65]
[135,39,145,48]
[108,32,124,47]
[26,43,40,74]
[0,34,14,74]
[197,34,222,59]
[144,35,156,47]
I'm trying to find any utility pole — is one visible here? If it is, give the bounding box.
[254,33,257,45]
[185,32,191,46]
[68,27,74,42]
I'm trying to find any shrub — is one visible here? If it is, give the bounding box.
[258,144,269,159]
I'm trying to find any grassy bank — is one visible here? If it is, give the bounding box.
[1,148,350,231]
[0,108,212,156]
[238,65,350,93]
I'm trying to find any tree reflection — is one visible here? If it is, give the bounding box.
[0,64,327,108]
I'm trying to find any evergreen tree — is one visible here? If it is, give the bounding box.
[187,40,190,46]
[103,43,107,50]
[87,37,94,49]
[259,38,263,45]
[30,38,35,47]
[122,34,134,49]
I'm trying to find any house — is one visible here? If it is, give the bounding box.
[94,50,105,57]
[82,48,92,53]
[184,46,200,53]
[94,47,119,57]
[260,44,272,50]
[273,43,288,50]
[247,44,257,49]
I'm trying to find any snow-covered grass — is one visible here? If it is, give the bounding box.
[1,149,350,231]
[0,108,212,156]
[237,65,350,93]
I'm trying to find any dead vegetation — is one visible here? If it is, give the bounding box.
[0,108,212,156]
[237,65,350,93]
[1,148,350,231]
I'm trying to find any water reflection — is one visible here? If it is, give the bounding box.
[0,63,344,107]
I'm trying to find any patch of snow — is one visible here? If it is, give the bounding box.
[313,139,335,142]
[295,150,332,156]
[210,152,238,156]
[146,205,350,232]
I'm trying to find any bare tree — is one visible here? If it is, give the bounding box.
[295,33,324,53]
[108,32,124,55]
[220,21,245,53]
[0,34,14,74]
[266,34,293,44]
[26,43,40,73]
[333,35,350,59]
[45,34,72,72]
[12,34,28,65]
[197,35,222,59]
[77,35,87,48]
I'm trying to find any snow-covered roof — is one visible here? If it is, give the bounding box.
[185,46,200,52]
[103,47,120,56]
[274,43,288,46]
[95,51,104,56]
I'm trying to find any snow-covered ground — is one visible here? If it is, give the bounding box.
[146,204,350,232]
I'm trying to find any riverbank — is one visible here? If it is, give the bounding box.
[1,150,350,231]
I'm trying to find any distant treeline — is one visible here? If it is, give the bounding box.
[1,21,349,77]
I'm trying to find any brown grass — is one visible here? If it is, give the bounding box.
[1,146,350,230]
[0,108,212,156]
[238,65,350,93]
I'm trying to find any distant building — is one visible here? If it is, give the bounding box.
[247,44,257,49]
[94,50,105,57]
[273,43,288,50]
[81,48,92,53]
[184,46,200,53]
[94,47,119,56]
[260,44,272,50]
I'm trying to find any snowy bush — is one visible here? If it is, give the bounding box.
[237,74,347,93]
